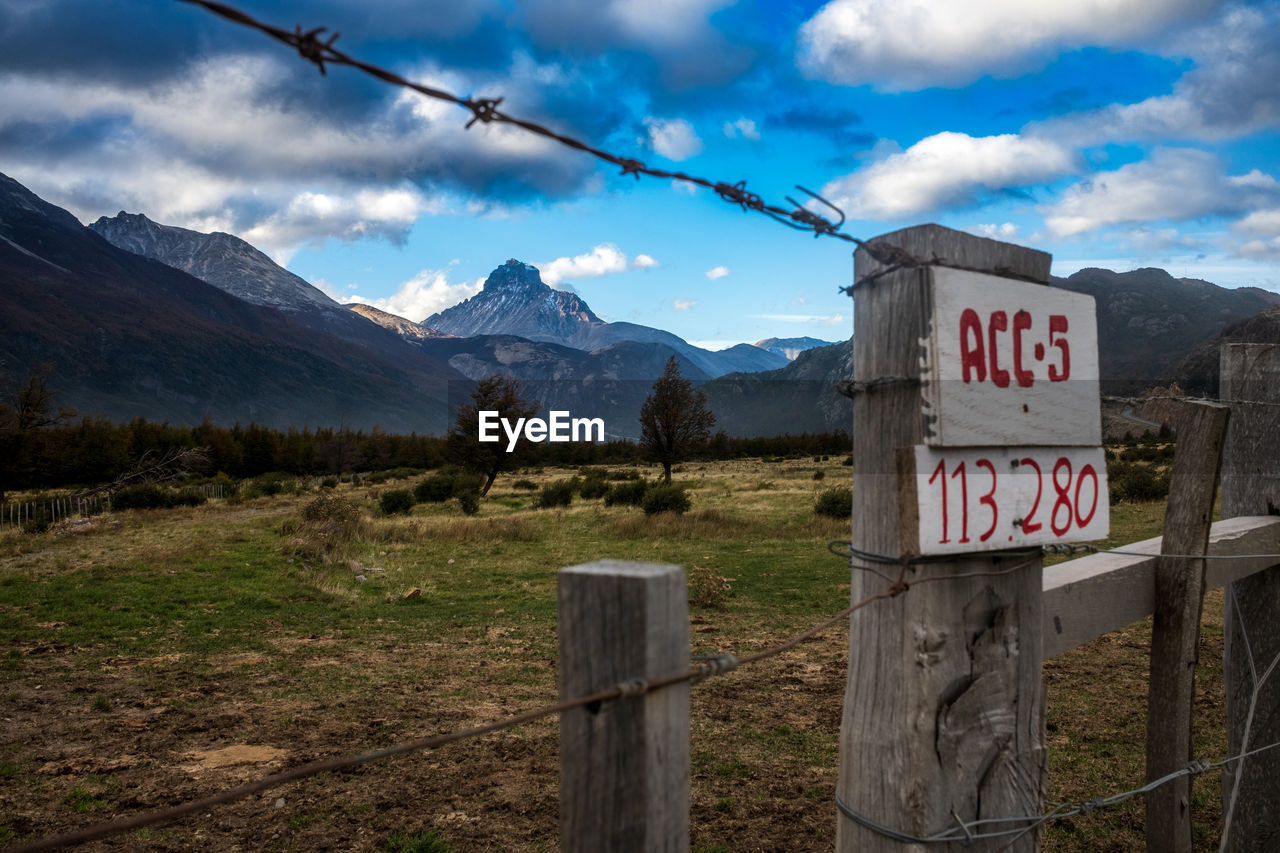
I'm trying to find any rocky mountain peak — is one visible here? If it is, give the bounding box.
[89,211,335,313]
[482,259,546,293]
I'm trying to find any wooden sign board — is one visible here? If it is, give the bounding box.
[922,267,1101,447]
[898,445,1110,556]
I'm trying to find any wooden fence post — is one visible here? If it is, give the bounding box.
[1145,402,1230,852]
[1219,343,1280,852]
[558,560,690,853]
[838,225,1049,851]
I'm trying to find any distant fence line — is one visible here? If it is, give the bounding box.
[0,483,226,532]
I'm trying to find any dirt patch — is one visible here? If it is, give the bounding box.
[183,745,289,771]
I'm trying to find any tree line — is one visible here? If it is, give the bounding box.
[2,401,849,502]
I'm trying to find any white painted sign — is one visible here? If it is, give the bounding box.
[922,267,1101,447]
[899,445,1110,556]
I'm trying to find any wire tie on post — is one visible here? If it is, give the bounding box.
[950,808,974,846]
[616,678,648,698]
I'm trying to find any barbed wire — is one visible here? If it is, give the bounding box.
[176,0,917,267]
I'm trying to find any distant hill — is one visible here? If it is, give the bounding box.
[425,260,789,377]
[0,172,458,432]
[703,340,853,437]
[1051,267,1280,392]
[1166,304,1280,397]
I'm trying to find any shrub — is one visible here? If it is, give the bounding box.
[112,484,206,511]
[1108,462,1170,502]
[606,468,642,481]
[688,565,732,609]
[302,493,362,535]
[604,480,649,507]
[841,456,853,466]
[535,479,576,509]
[169,488,207,508]
[451,472,485,498]
[814,486,852,519]
[511,479,538,491]
[642,483,690,515]
[578,476,610,500]
[414,474,455,503]
[111,484,171,510]
[380,489,415,515]
[457,491,481,516]
[320,476,339,489]
[812,470,825,481]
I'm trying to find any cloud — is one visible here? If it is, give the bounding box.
[822,132,1075,218]
[974,223,1020,240]
[644,117,703,161]
[348,269,483,324]
[756,313,847,327]
[798,0,1217,91]
[519,0,751,89]
[539,244,658,286]
[673,299,697,310]
[244,186,441,264]
[1030,4,1280,145]
[0,45,600,259]
[1044,148,1280,237]
[1232,208,1280,260]
[723,118,760,141]
[705,265,730,279]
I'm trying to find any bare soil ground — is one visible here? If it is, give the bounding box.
[0,472,1228,852]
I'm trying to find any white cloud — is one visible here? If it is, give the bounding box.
[822,132,1075,219]
[974,223,1020,240]
[348,269,483,324]
[757,313,847,327]
[539,244,659,286]
[1044,148,1280,237]
[244,186,439,264]
[644,117,704,161]
[1029,4,1280,145]
[0,50,593,259]
[723,117,760,141]
[798,0,1216,91]
[673,299,697,310]
[705,265,730,279]
[1232,207,1280,260]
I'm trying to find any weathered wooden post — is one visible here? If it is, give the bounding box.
[558,560,690,852]
[1145,401,1230,852]
[1219,343,1280,852]
[838,225,1105,850]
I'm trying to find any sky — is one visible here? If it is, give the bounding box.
[1,0,1278,351]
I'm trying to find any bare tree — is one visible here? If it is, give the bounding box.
[639,356,715,483]
[0,363,75,502]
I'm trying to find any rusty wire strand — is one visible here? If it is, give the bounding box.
[176,0,915,264]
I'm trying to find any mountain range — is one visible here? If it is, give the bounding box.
[4,170,1278,439]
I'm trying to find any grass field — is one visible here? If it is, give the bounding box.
[0,458,1230,851]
